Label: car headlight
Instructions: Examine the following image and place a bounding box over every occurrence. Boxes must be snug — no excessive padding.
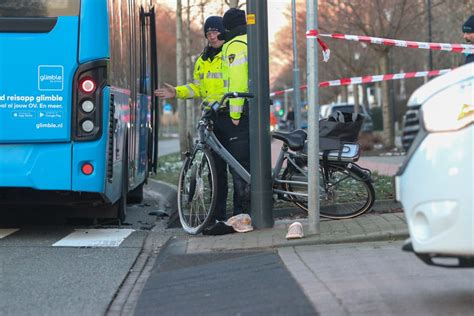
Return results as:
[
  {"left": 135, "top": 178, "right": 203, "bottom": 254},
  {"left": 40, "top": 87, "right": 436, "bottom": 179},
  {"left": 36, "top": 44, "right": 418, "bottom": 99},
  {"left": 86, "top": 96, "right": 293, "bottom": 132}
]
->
[{"left": 421, "top": 78, "right": 473, "bottom": 132}]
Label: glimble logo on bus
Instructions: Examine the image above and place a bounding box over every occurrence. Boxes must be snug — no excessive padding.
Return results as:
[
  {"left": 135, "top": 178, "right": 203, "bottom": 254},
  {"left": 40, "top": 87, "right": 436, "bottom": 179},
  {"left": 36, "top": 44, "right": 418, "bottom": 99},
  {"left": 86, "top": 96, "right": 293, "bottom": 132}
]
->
[
  {"left": 39, "top": 74, "right": 62, "bottom": 82},
  {"left": 38, "top": 65, "right": 64, "bottom": 91}
]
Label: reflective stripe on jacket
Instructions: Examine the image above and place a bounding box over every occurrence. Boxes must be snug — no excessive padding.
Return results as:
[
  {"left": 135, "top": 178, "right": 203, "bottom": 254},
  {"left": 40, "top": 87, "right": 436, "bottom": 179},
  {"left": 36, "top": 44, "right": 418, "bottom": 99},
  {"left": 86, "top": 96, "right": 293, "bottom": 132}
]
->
[
  {"left": 222, "top": 34, "right": 248, "bottom": 120},
  {"left": 175, "top": 50, "right": 224, "bottom": 103}
]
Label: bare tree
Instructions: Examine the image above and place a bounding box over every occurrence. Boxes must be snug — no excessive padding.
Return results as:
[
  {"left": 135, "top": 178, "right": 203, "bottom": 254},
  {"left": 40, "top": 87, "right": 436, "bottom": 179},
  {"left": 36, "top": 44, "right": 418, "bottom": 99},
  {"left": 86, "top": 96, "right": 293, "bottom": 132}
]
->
[
  {"left": 321, "top": 0, "right": 430, "bottom": 147},
  {"left": 185, "top": 0, "right": 194, "bottom": 137},
  {"left": 224, "top": 0, "right": 246, "bottom": 9}
]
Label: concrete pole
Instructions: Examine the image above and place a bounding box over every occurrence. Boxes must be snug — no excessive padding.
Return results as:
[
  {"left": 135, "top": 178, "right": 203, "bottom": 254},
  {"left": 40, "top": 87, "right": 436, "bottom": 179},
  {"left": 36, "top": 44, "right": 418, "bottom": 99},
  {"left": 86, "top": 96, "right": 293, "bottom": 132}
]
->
[
  {"left": 306, "top": 0, "right": 320, "bottom": 235},
  {"left": 247, "top": 0, "right": 274, "bottom": 228},
  {"left": 291, "top": 0, "right": 302, "bottom": 129}
]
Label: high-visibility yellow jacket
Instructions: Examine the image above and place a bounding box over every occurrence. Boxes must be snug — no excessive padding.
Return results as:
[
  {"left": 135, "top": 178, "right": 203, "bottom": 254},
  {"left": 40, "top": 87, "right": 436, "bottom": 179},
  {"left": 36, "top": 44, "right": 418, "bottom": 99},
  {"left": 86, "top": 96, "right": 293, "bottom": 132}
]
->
[
  {"left": 222, "top": 34, "right": 248, "bottom": 120},
  {"left": 175, "top": 49, "right": 224, "bottom": 103}
]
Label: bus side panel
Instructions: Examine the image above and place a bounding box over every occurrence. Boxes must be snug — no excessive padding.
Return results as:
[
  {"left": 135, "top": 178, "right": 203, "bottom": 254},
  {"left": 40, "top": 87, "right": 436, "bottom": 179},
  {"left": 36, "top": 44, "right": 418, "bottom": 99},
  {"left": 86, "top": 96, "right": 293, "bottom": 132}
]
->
[
  {"left": 71, "top": 88, "right": 110, "bottom": 195},
  {"left": 103, "top": 88, "right": 129, "bottom": 204},
  {"left": 0, "top": 144, "right": 71, "bottom": 190},
  {"left": 78, "top": 0, "right": 109, "bottom": 63}
]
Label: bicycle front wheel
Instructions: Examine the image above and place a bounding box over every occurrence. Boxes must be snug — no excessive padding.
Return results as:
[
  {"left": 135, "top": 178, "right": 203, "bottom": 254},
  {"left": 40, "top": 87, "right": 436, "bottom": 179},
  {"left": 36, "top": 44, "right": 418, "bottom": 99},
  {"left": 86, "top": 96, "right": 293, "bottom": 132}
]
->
[
  {"left": 283, "top": 162, "right": 375, "bottom": 219},
  {"left": 177, "top": 147, "right": 218, "bottom": 234}
]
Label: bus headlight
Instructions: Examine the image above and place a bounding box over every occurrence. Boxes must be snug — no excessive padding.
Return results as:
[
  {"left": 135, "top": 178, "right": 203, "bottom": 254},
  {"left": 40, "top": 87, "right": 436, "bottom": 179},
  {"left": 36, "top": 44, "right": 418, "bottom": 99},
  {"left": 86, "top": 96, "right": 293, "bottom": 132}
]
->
[
  {"left": 81, "top": 120, "right": 95, "bottom": 133},
  {"left": 81, "top": 100, "right": 94, "bottom": 113}
]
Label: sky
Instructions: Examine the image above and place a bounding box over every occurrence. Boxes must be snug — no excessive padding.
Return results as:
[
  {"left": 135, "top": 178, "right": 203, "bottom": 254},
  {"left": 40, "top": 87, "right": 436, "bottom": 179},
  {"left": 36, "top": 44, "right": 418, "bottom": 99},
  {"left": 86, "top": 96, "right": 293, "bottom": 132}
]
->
[{"left": 159, "top": 0, "right": 292, "bottom": 43}]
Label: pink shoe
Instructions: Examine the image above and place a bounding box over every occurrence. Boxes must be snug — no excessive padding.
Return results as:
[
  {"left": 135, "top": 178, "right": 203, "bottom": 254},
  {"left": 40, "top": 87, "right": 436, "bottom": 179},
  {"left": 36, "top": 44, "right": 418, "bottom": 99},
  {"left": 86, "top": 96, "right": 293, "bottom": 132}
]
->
[
  {"left": 286, "top": 222, "right": 304, "bottom": 239},
  {"left": 226, "top": 214, "right": 253, "bottom": 233}
]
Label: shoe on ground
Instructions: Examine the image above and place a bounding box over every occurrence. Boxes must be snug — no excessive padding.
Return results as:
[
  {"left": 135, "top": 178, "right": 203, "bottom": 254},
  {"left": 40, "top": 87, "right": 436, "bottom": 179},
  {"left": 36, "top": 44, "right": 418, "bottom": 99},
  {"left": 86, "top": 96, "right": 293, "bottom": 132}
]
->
[
  {"left": 286, "top": 222, "right": 304, "bottom": 239},
  {"left": 226, "top": 214, "right": 253, "bottom": 233},
  {"left": 202, "top": 221, "right": 236, "bottom": 235}
]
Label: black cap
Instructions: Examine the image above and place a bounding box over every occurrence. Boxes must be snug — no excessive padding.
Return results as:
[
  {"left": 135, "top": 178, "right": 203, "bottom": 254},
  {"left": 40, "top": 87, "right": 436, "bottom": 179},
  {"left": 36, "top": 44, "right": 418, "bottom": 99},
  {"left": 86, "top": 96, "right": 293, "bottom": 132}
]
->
[
  {"left": 222, "top": 8, "right": 246, "bottom": 31},
  {"left": 463, "top": 15, "right": 474, "bottom": 33},
  {"left": 204, "top": 16, "right": 224, "bottom": 37}
]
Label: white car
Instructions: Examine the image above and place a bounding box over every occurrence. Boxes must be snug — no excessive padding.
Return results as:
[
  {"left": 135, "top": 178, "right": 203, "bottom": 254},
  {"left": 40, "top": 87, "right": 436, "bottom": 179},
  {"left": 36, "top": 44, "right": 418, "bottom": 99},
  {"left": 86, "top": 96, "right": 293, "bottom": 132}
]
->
[{"left": 395, "top": 63, "right": 474, "bottom": 268}]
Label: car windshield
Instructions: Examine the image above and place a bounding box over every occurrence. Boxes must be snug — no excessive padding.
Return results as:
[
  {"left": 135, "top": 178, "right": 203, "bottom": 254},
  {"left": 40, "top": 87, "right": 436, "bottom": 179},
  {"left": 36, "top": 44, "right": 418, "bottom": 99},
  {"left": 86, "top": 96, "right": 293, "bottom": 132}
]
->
[{"left": 334, "top": 105, "right": 357, "bottom": 113}]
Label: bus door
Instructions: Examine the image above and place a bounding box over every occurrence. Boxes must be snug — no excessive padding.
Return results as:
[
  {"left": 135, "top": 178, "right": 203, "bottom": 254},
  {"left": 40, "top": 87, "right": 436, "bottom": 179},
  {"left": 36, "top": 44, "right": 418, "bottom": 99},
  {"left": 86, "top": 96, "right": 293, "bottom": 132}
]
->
[
  {"left": 145, "top": 6, "right": 160, "bottom": 174},
  {"left": 137, "top": 5, "right": 157, "bottom": 179},
  {"left": 128, "top": 0, "right": 139, "bottom": 187}
]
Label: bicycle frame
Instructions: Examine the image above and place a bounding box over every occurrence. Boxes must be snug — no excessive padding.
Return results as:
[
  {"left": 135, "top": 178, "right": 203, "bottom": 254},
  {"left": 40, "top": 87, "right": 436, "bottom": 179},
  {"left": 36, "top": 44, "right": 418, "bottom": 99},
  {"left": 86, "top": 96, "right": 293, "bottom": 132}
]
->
[
  {"left": 191, "top": 92, "right": 367, "bottom": 204},
  {"left": 272, "top": 144, "right": 311, "bottom": 198},
  {"left": 195, "top": 119, "right": 251, "bottom": 184},
  {"left": 194, "top": 118, "right": 312, "bottom": 199},
  {"left": 179, "top": 92, "right": 375, "bottom": 230}
]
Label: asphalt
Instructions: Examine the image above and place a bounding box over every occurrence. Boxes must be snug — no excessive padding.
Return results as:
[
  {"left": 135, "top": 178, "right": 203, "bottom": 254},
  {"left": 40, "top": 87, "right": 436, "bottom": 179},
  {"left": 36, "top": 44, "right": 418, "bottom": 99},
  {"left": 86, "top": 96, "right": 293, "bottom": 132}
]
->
[{"left": 125, "top": 148, "right": 409, "bottom": 315}]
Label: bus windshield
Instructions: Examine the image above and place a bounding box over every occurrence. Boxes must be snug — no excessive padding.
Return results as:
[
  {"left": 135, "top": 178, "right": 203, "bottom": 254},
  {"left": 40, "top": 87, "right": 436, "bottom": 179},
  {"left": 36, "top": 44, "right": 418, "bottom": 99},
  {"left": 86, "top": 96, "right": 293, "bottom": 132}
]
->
[{"left": 0, "top": 0, "right": 80, "bottom": 17}]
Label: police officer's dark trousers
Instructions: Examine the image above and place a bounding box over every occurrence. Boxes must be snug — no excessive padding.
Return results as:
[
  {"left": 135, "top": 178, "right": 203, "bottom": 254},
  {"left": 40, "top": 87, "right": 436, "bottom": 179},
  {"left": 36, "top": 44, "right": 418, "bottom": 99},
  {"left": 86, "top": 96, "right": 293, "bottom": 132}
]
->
[{"left": 211, "top": 111, "right": 250, "bottom": 221}]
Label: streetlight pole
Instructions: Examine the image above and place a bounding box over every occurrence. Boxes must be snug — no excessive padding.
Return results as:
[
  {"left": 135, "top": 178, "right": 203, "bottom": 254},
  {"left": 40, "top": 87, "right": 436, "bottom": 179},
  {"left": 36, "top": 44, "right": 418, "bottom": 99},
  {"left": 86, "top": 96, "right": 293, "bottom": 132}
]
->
[
  {"left": 306, "top": 0, "right": 320, "bottom": 235},
  {"left": 291, "top": 0, "right": 301, "bottom": 130},
  {"left": 247, "top": 0, "right": 274, "bottom": 228}
]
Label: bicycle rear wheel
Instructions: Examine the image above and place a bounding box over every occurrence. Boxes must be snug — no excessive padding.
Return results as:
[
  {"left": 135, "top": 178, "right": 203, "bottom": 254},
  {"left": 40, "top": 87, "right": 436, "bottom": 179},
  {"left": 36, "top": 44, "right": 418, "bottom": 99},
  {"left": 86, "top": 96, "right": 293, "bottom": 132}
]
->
[
  {"left": 283, "top": 162, "right": 375, "bottom": 219},
  {"left": 177, "top": 147, "right": 218, "bottom": 234}
]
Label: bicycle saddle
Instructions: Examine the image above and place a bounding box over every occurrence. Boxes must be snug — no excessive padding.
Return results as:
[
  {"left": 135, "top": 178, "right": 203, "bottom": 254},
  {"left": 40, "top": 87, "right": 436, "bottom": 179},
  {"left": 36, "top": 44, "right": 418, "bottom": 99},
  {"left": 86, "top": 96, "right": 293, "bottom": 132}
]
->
[{"left": 272, "top": 129, "right": 307, "bottom": 151}]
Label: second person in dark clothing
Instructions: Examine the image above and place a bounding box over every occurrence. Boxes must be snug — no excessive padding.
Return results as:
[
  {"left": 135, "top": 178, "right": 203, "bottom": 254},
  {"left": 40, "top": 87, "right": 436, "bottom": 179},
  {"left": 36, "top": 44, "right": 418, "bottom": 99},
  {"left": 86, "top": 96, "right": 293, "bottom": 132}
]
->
[
  {"left": 217, "top": 8, "right": 251, "bottom": 219},
  {"left": 462, "top": 15, "right": 474, "bottom": 64}
]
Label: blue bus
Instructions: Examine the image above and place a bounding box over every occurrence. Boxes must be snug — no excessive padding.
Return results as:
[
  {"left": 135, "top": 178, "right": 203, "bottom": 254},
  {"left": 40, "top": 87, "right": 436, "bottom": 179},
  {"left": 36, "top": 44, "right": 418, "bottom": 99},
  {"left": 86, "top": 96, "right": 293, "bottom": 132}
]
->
[{"left": 0, "top": 0, "right": 160, "bottom": 222}]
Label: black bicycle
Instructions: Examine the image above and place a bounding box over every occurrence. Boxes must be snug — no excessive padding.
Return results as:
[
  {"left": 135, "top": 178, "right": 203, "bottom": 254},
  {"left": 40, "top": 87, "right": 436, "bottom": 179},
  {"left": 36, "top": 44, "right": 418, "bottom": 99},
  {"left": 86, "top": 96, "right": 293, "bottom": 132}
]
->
[{"left": 177, "top": 92, "right": 375, "bottom": 234}]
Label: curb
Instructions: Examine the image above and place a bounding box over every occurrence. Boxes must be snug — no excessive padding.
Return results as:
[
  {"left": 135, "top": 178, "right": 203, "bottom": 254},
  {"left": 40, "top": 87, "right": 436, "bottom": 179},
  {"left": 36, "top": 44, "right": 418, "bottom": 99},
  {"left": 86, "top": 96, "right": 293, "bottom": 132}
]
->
[
  {"left": 147, "top": 179, "right": 179, "bottom": 228},
  {"left": 106, "top": 222, "right": 172, "bottom": 315},
  {"left": 147, "top": 179, "right": 177, "bottom": 213},
  {"left": 180, "top": 230, "right": 409, "bottom": 254},
  {"left": 273, "top": 230, "right": 409, "bottom": 249}
]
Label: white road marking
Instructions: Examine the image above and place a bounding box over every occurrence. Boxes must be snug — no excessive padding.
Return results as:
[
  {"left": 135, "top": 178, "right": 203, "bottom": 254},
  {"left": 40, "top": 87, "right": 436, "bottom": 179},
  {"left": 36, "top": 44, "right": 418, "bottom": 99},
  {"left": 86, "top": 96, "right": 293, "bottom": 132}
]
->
[
  {"left": 52, "top": 229, "right": 135, "bottom": 248},
  {"left": 0, "top": 228, "right": 19, "bottom": 239}
]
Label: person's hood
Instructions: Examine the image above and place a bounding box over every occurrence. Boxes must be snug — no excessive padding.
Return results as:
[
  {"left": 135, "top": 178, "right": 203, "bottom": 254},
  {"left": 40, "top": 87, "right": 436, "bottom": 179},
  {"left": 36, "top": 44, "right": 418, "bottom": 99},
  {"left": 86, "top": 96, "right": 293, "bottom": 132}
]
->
[{"left": 217, "top": 25, "right": 247, "bottom": 42}]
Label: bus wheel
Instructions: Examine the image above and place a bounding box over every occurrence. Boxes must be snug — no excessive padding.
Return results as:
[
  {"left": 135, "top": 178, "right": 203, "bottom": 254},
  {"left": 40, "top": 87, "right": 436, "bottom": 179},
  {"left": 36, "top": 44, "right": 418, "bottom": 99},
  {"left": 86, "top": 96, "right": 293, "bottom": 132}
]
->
[{"left": 127, "top": 182, "right": 144, "bottom": 204}]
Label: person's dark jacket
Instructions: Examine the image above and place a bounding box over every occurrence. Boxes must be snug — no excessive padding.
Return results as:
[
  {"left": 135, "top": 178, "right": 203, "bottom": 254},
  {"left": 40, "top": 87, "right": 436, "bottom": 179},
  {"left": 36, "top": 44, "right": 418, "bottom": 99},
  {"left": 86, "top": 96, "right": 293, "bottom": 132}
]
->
[{"left": 465, "top": 53, "right": 474, "bottom": 64}]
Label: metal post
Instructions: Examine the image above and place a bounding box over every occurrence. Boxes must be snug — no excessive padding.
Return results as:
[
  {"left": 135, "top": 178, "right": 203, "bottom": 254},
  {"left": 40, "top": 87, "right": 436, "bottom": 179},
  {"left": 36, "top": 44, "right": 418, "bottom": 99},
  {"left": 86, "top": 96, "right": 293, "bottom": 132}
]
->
[
  {"left": 306, "top": 0, "right": 320, "bottom": 234},
  {"left": 291, "top": 0, "right": 301, "bottom": 129},
  {"left": 427, "top": 0, "right": 433, "bottom": 70},
  {"left": 247, "top": 0, "right": 274, "bottom": 228},
  {"left": 388, "top": 50, "right": 396, "bottom": 143}
]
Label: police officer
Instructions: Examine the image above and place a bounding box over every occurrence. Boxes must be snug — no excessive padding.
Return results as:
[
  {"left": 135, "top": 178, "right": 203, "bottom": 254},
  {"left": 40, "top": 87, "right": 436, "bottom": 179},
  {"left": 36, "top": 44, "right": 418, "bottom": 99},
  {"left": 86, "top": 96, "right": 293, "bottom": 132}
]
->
[
  {"left": 218, "top": 8, "right": 250, "bottom": 218},
  {"left": 155, "top": 16, "right": 224, "bottom": 103},
  {"left": 155, "top": 16, "right": 245, "bottom": 225},
  {"left": 462, "top": 15, "right": 474, "bottom": 64}
]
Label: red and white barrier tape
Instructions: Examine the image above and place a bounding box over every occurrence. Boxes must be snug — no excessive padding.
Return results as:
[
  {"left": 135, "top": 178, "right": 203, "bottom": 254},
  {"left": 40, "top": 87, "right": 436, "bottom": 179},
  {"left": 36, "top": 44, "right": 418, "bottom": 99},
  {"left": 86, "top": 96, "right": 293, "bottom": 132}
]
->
[
  {"left": 306, "top": 29, "right": 331, "bottom": 62},
  {"left": 270, "top": 68, "right": 451, "bottom": 97},
  {"left": 319, "top": 33, "right": 474, "bottom": 54}
]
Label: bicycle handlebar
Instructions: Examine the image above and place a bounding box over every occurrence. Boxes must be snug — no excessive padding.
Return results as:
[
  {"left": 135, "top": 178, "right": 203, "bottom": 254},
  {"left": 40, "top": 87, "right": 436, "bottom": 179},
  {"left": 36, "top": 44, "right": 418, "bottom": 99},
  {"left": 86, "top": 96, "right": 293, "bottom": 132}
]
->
[
  {"left": 220, "top": 92, "right": 254, "bottom": 104},
  {"left": 200, "top": 92, "right": 255, "bottom": 124}
]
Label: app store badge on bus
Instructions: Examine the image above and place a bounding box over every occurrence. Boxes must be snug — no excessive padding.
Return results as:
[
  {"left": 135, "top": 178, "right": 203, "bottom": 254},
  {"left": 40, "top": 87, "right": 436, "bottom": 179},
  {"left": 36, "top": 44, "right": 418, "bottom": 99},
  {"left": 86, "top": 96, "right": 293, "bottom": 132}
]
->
[{"left": 38, "top": 65, "right": 64, "bottom": 91}]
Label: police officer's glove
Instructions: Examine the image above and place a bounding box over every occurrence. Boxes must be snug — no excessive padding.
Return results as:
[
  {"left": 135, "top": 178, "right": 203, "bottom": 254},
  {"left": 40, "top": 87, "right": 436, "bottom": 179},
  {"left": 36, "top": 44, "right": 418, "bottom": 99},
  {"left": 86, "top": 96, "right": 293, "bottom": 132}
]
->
[{"left": 202, "top": 108, "right": 216, "bottom": 122}]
